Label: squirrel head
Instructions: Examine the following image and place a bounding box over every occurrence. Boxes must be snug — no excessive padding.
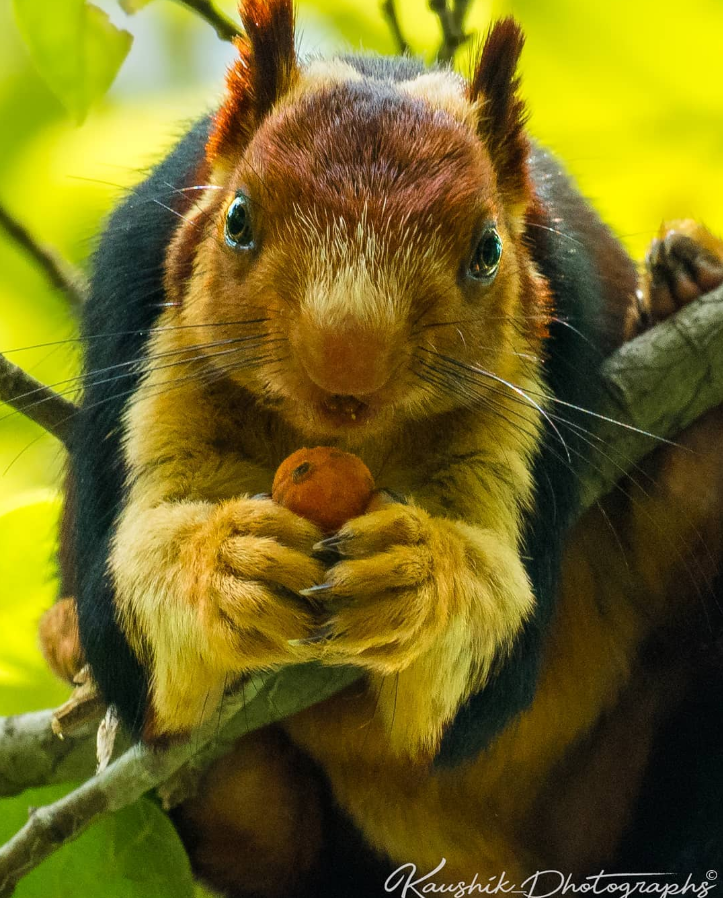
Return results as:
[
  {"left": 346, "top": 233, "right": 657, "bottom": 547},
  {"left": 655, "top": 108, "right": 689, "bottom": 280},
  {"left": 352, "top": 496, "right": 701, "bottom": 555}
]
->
[{"left": 165, "top": 0, "right": 551, "bottom": 443}]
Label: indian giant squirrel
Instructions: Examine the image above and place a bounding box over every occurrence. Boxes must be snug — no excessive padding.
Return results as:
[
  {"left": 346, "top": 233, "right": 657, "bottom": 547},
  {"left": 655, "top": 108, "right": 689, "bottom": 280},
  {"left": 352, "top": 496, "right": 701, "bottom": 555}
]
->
[{"left": 40, "top": 0, "right": 723, "bottom": 893}]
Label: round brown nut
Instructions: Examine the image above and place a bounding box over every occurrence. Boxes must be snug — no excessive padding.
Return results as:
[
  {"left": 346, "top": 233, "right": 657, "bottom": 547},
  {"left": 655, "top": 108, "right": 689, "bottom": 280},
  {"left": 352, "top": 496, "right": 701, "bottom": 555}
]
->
[{"left": 272, "top": 447, "right": 375, "bottom": 533}]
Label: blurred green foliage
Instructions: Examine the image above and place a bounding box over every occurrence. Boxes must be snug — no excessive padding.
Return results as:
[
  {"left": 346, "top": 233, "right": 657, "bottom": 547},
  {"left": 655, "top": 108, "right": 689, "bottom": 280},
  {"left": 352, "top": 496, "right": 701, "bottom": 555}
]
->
[
  {"left": 13, "top": 0, "right": 133, "bottom": 122},
  {"left": 0, "top": 787, "right": 198, "bottom": 898},
  {"left": 0, "top": 0, "right": 721, "bottom": 894}
]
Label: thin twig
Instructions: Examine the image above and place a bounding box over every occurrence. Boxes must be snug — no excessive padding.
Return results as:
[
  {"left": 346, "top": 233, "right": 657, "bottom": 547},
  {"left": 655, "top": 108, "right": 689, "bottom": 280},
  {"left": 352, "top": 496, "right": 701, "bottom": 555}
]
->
[
  {"left": 452, "top": 0, "right": 473, "bottom": 31},
  {"left": 0, "top": 204, "right": 87, "bottom": 312},
  {"left": 0, "top": 666, "right": 359, "bottom": 894},
  {"left": 175, "top": 0, "right": 241, "bottom": 42},
  {"left": 380, "top": 0, "right": 411, "bottom": 55},
  {"left": 0, "top": 353, "right": 78, "bottom": 447},
  {"left": 431, "top": 0, "right": 473, "bottom": 63},
  {"left": 0, "top": 693, "right": 247, "bottom": 897}
]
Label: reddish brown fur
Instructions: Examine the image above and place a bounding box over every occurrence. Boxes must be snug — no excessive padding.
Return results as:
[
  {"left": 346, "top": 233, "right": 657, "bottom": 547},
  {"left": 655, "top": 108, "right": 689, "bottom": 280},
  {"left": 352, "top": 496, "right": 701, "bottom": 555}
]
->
[
  {"left": 468, "top": 19, "right": 529, "bottom": 206},
  {"left": 183, "top": 73, "right": 549, "bottom": 443},
  {"left": 207, "top": 0, "right": 297, "bottom": 164},
  {"left": 174, "top": 728, "right": 326, "bottom": 898},
  {"left": 206, "top": 35, "right": 256, "bottom": 163},
  {"left": 249, "top": 82, "right": 503, "bottom": 241}
]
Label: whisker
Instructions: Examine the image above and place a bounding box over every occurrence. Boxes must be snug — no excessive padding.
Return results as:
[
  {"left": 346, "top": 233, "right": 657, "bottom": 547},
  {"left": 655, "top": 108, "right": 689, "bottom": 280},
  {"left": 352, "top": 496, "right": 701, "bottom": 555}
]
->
[
  {"left": 420, "top": 346, "right": 679, "bottom": 449},
  {"left": 0, "top": 334, "right": 286, "bottom": 430},
  {"left": 524, "top": 220, "right": 584, "bottom": 247},
  {"left": 1, "top": 311, "right": 284, "bottom": 356},
  {"left": 414, "top": 354, "right": 718, "bottom": 610},
  {"left": 420, "top": 348, "right": 571, "bottom": 463},
  {"left": 0, "top": 328, "right": 278, "bottom": 413}
]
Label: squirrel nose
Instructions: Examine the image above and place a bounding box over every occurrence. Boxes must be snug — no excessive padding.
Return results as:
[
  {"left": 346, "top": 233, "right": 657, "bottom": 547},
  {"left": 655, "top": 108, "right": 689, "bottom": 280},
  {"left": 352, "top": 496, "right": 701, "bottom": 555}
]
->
[{"left": 297, "top": 328, "right": 392, "bottom": 396}]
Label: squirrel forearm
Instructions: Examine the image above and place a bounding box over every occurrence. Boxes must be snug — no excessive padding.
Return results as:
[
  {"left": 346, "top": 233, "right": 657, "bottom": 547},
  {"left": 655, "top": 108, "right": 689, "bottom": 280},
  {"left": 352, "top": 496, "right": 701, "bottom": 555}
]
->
[{"left": 109, "top": 495, "right": 324, "bottom": 738}]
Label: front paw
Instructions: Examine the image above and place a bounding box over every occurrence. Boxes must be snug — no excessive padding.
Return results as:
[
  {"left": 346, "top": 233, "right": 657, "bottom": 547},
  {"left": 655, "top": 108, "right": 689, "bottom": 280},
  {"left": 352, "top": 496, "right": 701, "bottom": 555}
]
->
[
  {"left": 301, "top": 501, "right": 461, "bottom": 671},
  {"left": 194, "top": 497, "right": 327, "bottom": 666}
]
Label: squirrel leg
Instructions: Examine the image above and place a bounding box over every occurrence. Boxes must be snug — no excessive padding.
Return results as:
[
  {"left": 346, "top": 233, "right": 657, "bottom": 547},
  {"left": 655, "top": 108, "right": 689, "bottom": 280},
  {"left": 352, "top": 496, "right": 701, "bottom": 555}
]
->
[
  {"left": 297, "top": 499, "right": 534, "bottom": 759},
  {"left": 109, "top": 496, "right": 326, "bottom": 740},
  {"left": 174, "top": 727, "right": 327, "bottom": 898}
]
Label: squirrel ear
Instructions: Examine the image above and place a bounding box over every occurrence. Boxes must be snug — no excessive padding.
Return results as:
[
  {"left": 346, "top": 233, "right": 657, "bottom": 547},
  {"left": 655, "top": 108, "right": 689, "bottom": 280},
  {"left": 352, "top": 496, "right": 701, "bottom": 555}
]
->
[
  {"left": 207, "top": 0, "right": 298, "bottom": 165},
  {"left": 468, "top": 18, "right": 529, "bottom": 204}
]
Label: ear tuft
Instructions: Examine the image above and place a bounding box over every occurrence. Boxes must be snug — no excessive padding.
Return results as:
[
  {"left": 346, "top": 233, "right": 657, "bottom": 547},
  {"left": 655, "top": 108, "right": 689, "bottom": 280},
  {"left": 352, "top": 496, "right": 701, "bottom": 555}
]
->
[
  {"left": 207, "top": 0, "right": 297, "bottom": 165},
  {"left": 468, "top": 18, "right": 529, "bottom": 203},
  {"left": 239, "top": 0, "right": 297, "bottom": 114}
]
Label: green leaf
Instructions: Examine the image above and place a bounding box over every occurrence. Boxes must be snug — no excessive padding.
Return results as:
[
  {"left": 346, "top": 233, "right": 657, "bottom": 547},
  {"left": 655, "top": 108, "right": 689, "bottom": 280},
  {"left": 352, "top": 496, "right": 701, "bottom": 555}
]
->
[
  {"left": 119, "top": 0, "right": 155, "bottom": 12},
  {"left": 12, "top": 0, "right": 133, "bottom": 122},
  {"left": 0, "top": 787, "right": 196, "bottom": 898}
]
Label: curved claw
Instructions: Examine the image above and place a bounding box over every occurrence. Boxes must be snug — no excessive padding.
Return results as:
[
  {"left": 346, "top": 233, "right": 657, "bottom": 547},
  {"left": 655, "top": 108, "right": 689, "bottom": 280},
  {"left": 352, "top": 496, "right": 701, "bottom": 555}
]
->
[
  {"left": 288, "top": 622, "right": 335, "bottom": 646},
  {"left": 299, "top": 582, "right": 334, "bottom": 597}
]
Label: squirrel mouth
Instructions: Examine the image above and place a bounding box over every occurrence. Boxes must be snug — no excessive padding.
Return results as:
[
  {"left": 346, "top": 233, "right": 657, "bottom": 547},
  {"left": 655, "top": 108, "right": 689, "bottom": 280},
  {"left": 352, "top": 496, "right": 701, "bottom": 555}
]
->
[{"left": 318, "top": 394, "right": 371, "bottom": 427}]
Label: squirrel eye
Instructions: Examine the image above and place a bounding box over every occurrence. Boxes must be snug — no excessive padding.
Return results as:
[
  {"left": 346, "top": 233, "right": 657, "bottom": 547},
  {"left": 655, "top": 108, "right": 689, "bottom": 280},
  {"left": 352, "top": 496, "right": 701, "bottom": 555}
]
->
[
  {"left": 225, "top": 193, "right": 254, "bottom": 250},
  {"left": 468, "top": 227, "right": 502, "bottom": 281}
]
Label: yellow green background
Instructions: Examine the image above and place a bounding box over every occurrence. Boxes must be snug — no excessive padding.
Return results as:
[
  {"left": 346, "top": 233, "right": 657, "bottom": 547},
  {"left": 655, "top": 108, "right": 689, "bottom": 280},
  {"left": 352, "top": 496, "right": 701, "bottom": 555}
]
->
[{"left": 0, "top": 0, "right": 721, "bottom": 893}]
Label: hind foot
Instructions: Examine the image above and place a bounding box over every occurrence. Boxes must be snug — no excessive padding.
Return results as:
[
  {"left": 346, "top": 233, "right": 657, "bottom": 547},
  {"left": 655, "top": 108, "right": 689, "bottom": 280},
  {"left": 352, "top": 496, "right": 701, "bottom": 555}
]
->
[{"left": 637, "top": 220, "right": 723, "bottom": 330}]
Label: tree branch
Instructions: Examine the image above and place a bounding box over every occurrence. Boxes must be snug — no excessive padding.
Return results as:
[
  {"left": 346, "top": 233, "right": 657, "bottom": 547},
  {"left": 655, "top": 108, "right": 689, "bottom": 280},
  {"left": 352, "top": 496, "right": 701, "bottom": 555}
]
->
[
  {"left": 175, "top": 0, "right": 241, "bottom": 42},
  {"left": 0, "top": 688, "right": 253, "bottom": 896},
  {"left": 0, "top": 666, "right": 359, "bottom": 894},
  {"left": 380, "top": 0, "right": 411, "bottom": 55},
  {"left": 579, "top": 285, "right": 723, "bottom": 510},
  {"left": 0, "top": 204, "right": 87, "bottom": 312},
  {"left": 430, "top": 0, "right": 472, "bottom": 63},
  {"left": 0, "top": 710, "right": 97, "bottom": 800},
  {"left": 0, "top": 353, "right": 78, "bottom": 447}
]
